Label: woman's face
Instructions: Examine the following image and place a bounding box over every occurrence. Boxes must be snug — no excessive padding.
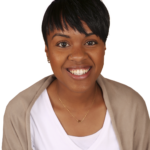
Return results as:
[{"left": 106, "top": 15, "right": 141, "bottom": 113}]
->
[{"left": 45, "top": 21, "right": 106, "bottom": 93}]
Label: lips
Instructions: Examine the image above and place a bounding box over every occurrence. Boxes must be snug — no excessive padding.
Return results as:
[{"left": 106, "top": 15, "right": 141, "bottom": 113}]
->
[
  {"left": 66, "top": 66, "right": 92, "bottom": 72},
  {"left": 66, "top": 67, "right": 92, "bottom": 80}
]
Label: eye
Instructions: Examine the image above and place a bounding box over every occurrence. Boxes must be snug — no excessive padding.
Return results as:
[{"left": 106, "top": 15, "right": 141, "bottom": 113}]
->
[
  {"left": 87, "top": 41, "right": 98, "bottom": 45},
  {"left": 56, "top": 41, "right": 98, "bottom": 48},
  {"left": 57, "top": 42, "right": 69, "bottom": 48}
]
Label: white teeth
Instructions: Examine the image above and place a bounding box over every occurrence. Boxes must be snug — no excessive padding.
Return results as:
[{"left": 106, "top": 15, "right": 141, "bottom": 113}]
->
[{"left": 69, "top": 68, "right": 90, "bottom": 75}]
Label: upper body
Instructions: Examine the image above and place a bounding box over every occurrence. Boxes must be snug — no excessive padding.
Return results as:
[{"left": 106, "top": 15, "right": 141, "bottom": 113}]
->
[{"left": 2, "top": 74, "right": 150, "bottom": 150}]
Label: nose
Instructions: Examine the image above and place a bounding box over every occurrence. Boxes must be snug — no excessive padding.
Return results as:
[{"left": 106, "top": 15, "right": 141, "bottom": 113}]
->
[{"left": 69, "top": 49, "right": 88, "bottom": 61}]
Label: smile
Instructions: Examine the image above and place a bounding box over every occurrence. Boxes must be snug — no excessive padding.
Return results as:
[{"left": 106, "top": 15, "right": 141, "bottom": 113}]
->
[
  {"left": 66, "top": 66, "right": 92, "bottom": 80},
  {"left": 67, "top": 67, "right": 91, "bottom": 75}
]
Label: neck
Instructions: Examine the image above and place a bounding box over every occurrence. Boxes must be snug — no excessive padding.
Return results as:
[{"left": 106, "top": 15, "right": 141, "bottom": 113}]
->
[{"left": 55, "top": 79, "right": 100, "bottom": 111}]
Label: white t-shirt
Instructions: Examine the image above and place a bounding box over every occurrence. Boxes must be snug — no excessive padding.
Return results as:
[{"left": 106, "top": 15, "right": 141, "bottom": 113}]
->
[{"left": 30, "top": 89, "right": 120, "bottom": 150}]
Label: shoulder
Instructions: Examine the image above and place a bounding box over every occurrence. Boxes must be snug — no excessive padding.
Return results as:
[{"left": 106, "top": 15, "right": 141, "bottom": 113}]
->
[
  {"left": 4, "top": 75, "right": 52, "bottom": 118},
  {"left": 99, "top": 75, "right": 149, "bottom": 116}
]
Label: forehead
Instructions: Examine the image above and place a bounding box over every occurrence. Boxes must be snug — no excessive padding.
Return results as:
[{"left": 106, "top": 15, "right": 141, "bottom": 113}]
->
[{"left": 48, "top": 20, "right": 92, "bottom": 37}]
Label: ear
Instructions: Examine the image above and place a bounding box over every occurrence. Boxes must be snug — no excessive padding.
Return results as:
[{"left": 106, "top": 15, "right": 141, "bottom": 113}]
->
[
  {"left": 104, "top": 45, "right": 106, "bottom": 55},
  {"left": 104, "top": 45, "right": 107, "bottom": 56},
  {"left": 104, "top": 45, "right": 107, "bottom": 51},
  {"left": 45, "top": 45, "right": 49, "bottom": 57}
]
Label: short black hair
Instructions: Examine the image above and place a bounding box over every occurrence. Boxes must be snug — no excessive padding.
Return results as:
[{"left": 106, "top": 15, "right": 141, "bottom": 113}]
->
[{"left": 42, "top": 0, "right": 110, "bottom": 46}]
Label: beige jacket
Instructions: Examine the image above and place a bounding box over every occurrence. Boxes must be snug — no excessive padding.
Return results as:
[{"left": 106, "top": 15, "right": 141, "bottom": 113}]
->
[{"left": 2, "top": 74, "right": 150, "bottom": 150}]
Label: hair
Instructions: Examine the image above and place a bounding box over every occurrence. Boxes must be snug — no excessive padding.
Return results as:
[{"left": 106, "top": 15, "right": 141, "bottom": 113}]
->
[{"left": 42, "top": 0, "right": 110, "bottom": 46}]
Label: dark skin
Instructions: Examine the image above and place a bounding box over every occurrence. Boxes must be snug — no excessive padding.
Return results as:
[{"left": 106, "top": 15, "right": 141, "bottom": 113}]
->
[{"left": 45, "top": 21, "right": 107, "bottom": 137}]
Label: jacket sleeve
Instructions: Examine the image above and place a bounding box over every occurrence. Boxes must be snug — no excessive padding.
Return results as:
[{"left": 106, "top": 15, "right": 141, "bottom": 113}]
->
[
  {"left": 2, "top": 133, "right": 10, "bottom": 150},
  {"left": 2, "top": 107, "right": 23, "bottom": 150},
  {"left": 133, "top": 97, "right": 150, "bottom": 150}
]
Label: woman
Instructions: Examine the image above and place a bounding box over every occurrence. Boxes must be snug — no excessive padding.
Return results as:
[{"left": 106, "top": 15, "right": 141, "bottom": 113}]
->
[{"left": 2, "top": 0, "right": 150, "bottom": 150}]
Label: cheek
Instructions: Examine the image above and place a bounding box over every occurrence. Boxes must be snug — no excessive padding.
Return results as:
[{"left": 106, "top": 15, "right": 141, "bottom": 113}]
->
[
  {"left": 93, "top": 51, "right": 105, "bottom": 76},
  {"left": 50, "top": 53, "right": 62, "bottom": 64},
  {"left": 49, "top": 51, "right": 66, "bottom": 73},
  {"left": 90, "top": 49, "right": 105, "bottom": 72}
]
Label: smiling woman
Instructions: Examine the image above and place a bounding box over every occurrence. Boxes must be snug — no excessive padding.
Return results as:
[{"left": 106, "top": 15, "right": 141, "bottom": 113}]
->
[
  {"left": 2, "top": 0, "right": 150, "bottom": 150},
  {"left": 43, "top": 2, "right": 108, "bottom": 144}
]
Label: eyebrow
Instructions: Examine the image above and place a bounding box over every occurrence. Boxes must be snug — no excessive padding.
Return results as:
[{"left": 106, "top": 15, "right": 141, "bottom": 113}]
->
[{"left": 52, "top": 33, "right": 94, "bottom": 40}]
